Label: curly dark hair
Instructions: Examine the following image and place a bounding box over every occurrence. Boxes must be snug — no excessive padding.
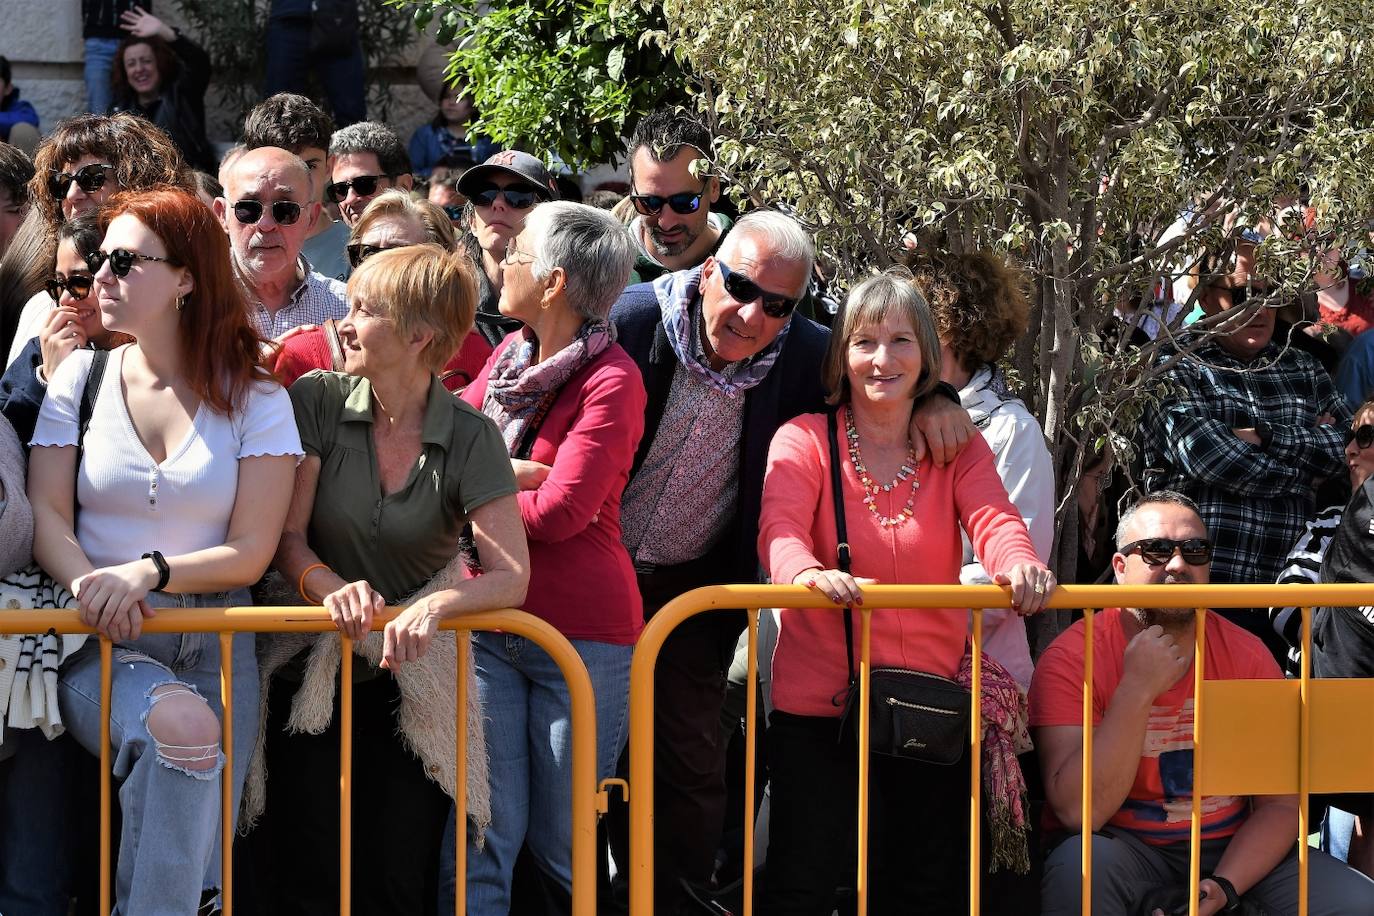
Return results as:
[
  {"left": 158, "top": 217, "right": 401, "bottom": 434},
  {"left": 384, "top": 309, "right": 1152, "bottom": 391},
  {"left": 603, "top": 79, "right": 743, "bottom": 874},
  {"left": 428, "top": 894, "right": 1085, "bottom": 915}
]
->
[
  {"left": 110, "top": 35, "right": 181, "bottom": 106},
  {"left": 243, "top": 93, "right": 335, "bottom": 155},
  {"left": 903, "top": 248, "right": 1031, "bottom": 371}
]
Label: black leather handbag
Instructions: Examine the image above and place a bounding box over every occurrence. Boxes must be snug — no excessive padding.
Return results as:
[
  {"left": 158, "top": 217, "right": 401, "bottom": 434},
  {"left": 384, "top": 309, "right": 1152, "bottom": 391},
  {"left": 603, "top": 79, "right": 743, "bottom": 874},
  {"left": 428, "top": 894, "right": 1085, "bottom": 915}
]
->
[{"left": 826, "top": 410, "right": 972, "bottom": 765}]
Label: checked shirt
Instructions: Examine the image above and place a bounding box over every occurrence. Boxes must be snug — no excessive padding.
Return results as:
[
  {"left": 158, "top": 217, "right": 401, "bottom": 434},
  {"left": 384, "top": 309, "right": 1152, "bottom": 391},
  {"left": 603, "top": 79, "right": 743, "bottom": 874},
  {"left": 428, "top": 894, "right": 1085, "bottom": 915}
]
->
[{"left": 1142, "top": 338, "right": 1349, "bottom": 590}]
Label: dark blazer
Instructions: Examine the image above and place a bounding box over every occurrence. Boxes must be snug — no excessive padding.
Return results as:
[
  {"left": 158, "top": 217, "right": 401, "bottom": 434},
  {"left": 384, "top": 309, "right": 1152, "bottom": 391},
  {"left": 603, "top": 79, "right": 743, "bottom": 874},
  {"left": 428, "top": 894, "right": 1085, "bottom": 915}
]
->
[
  {"left": 611, "top": 280, "right": 831, "bottom": 590},
  {"left": 0, "top": 337, "right": 47, "bottom": 449}
]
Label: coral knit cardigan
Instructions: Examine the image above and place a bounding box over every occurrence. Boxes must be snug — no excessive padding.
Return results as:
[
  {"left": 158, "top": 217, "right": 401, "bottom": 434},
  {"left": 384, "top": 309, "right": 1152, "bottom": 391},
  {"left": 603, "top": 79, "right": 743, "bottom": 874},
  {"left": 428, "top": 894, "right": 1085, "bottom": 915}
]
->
[{"left": 760, "top": 408, "right": 1045, "bottom": 718}]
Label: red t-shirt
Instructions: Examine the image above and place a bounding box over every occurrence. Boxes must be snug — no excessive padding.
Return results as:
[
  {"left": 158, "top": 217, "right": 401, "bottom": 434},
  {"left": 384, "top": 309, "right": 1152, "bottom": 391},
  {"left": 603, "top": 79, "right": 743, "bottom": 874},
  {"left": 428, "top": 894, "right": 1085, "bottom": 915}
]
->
[{"left": 1028, "top": 608, "right": 1282, "bottom": 845}]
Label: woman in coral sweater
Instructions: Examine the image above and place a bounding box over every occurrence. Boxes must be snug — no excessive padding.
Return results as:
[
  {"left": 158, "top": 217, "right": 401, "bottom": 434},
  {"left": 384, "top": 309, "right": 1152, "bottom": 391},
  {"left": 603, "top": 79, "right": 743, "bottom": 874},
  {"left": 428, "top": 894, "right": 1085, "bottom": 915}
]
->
[{"left": 758, "top": 268, "right": 1055, "bottom": 916}]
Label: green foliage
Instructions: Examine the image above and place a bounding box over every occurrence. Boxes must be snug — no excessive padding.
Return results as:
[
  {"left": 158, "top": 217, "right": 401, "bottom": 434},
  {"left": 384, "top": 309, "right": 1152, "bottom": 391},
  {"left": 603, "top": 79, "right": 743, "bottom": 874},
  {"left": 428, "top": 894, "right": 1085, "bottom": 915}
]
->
[
  {"left": 387, "top": 0, "right": 689, "bottom": 169},
  {"left": 171, "top": 0, "right": 416, "bottom": 132}
]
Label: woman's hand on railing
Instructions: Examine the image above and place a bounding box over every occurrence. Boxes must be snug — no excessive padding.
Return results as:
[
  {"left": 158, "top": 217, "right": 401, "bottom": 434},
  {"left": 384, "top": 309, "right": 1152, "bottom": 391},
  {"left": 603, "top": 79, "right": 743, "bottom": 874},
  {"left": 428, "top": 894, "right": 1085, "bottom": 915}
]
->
[
  {"left": 73, "top": 561, "right": 158, "bottom": 642},
  {"left": 793, "top": 568, "right": 876, "bottom": 607},
  {"left": 380, "top": 597, "right": 442, "bottom": 670},
  {"left": 993, "top": 564, "right": 1057, "bottom": 616},
  {"left": 323, "top": 580, "right": 385, "bottom": 640}
]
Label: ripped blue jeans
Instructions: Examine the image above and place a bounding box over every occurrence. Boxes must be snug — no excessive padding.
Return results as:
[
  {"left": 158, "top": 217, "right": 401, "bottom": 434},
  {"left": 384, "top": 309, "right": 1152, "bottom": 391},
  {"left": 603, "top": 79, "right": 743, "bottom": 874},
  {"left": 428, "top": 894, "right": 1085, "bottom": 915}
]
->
[{"left": 57, "top": 589, "right": 257, "bottom": 916}]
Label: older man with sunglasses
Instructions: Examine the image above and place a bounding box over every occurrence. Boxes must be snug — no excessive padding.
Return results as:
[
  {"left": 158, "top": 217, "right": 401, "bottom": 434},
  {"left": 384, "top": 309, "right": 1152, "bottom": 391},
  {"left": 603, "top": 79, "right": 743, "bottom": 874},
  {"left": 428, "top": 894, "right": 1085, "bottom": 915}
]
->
[
  {"left": 213, "top": 146, "right": 346, "bottom": 339},
  {"left": 1032, "top": 490, "right": 1374, "bottom": 916},
  {"left": 606, "top": 208, "right": 976, "bottom": 912}
]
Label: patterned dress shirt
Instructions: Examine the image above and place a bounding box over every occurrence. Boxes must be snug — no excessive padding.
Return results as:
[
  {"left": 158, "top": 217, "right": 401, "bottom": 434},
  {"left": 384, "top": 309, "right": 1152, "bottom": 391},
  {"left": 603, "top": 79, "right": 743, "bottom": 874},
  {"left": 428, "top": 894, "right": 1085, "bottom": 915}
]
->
[{"left": 241, "top": 256, "right": 347, "bottom": 339}]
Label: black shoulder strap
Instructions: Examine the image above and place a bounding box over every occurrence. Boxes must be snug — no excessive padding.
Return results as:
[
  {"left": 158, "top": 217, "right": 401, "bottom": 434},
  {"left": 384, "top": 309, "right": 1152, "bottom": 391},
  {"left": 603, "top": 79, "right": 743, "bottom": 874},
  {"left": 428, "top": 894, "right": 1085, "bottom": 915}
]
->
[
  {"left": 827, "top": 408, "right": 856, "bottom": 688},
  {"left": 78, "top": 349, "right": 108, "bottom": 449}
]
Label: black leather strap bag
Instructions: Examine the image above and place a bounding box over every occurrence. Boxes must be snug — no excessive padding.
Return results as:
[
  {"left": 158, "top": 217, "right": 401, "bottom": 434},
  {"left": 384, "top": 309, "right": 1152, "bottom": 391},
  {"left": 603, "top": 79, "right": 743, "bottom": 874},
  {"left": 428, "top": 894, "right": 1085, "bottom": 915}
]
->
[{"left": 827, "top": 409, "right": 971, "bottom": 765}]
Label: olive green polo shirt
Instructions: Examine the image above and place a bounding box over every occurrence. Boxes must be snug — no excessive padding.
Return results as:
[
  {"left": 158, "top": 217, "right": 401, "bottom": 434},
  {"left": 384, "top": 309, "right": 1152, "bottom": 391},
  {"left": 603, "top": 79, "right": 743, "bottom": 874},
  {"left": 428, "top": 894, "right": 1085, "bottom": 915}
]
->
[{"left": 289, "top": 370, "right": 517, "bottom": 604}]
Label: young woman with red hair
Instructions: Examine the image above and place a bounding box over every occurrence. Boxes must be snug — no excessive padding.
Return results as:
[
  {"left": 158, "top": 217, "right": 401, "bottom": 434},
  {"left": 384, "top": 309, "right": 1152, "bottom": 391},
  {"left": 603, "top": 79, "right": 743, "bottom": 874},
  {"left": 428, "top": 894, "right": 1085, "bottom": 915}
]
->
[{"left": 27, "top": 187, "right": 301, "bottom": 915}]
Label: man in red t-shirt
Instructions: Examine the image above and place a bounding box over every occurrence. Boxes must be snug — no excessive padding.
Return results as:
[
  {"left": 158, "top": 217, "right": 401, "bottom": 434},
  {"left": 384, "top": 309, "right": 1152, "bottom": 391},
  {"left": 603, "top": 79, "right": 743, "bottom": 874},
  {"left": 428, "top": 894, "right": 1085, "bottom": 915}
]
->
[{"left": 1030, "top": 491, "right": 1374, "bottom": 915}]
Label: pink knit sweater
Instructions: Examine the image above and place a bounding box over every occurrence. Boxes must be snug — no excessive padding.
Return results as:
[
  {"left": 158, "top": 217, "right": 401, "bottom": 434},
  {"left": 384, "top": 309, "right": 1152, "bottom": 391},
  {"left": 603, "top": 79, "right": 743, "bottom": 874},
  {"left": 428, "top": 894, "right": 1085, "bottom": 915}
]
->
[{"left": 760, "top": 408, "right": 1045, "bottom": 717}]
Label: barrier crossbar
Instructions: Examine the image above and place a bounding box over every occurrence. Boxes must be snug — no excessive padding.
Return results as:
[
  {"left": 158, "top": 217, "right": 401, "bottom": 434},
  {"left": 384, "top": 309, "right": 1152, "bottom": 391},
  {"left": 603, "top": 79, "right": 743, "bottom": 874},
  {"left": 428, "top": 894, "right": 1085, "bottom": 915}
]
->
[
  {"left": 0, "top": 606, "right": 601, "bottom": 916},
  {"left": 626, "top": 583, "right": 1374, "bottom": 916}
]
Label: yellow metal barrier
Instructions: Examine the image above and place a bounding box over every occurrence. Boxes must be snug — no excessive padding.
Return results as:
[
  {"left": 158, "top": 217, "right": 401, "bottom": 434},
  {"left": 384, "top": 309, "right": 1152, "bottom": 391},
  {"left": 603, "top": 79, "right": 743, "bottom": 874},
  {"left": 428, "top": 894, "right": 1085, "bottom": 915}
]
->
[
  {"left": 626, "top": 583, "right": 1374, "bottom": 916},
  {"left": 0, "top": 606, "right": 601, "bottom": 916}
]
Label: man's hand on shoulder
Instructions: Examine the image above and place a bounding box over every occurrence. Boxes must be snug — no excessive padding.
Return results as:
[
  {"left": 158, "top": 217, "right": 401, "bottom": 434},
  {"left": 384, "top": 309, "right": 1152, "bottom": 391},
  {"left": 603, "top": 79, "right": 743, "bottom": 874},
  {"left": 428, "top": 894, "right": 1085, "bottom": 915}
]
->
[{"left": 910, "top": 391, "right": 974, "bottom": 467}]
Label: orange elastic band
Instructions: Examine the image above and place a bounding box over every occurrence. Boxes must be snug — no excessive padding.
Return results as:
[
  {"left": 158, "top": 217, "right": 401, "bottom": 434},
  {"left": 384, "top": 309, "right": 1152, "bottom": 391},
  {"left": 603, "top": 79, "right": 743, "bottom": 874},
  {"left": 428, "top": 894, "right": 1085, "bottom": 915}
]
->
[{"left": 298, "top": 563, "right": 330, "bottom": 604}]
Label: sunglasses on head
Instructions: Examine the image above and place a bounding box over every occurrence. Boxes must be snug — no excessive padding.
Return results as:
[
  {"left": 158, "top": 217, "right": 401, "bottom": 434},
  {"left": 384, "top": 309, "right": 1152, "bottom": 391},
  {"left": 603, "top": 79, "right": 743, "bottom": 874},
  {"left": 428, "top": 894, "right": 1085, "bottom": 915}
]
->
[
  {"left": 326, "top": 174, "right": 387, "bottom": 204},
  {"left": 86, "top": 248, "right": 177, "bottom": 278},
  {"left": 45, "top": 274, "right": 94, "bottom": 302},
  {"left": 1348, "top": 424, "right": 1374, "bottom": 450},
  {"left": 717, "top": 259, "right": 800, "bottom": 319},
  {"left": 1119, "top": 537, "right": 1214, "bottom": 567},
  {"left": 469, "top": 184, "right": 540, "bottom": 210},
  {"left": 630, "top": 190, "right": 704, "bottom": 217},
  {"left": 346, "top": 242, "right": 412, "bottom": 269},
  {"left": 232, "top": 199, "right": 303, "bottom": 226},
  {"left": 48, "top": 163, "right": 115, "bottom": 200}
]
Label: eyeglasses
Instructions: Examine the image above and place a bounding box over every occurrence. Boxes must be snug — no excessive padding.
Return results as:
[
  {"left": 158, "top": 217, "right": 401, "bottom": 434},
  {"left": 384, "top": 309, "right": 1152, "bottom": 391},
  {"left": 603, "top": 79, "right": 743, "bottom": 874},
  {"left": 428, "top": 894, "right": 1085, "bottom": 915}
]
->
[
  {"left": 326, "top": 174, "right": 388, "bottom": 204},
  {"left": 86, "top": 248, "right": 178, "bottom": 278},
  {"left": 629, "top": 190, "right": 704, "bottom": 217},
  {"left": 231, "top": 199, "right": 303, "bottom": 226},
  {"left": 1348, "top": 424, "right": 1374, "bottom": 450},
  {"left": 469, "top": 184, "right": 540, "bottom": 210},
  {"left": 45, "top": 274, "right": 95, "bottom": 302},
  {"left": 503, "top": 238, "right": 536, "bottom": 265},
  {"left": 48, "top": 164, "right": 116, "bottom": 200},
  {"left": 1119, "top": 537, "right": 1214, "bottom": 567},
  {"left": 717, "top": 259, "right": 801, "bottom": 319},
  {"left": 346, "top": 242, "right": 412, "bottom": 269}
]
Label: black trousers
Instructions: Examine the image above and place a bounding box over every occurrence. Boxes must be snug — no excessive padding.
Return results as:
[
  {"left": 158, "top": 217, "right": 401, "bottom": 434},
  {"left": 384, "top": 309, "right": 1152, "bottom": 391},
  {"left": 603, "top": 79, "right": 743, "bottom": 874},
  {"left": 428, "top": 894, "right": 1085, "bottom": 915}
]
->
[
  {"left": 236, "top": 672, "right": 450, "bottom": 916},
  {"left": 760, "top": 710, "right": 972, "bottom": 916}
]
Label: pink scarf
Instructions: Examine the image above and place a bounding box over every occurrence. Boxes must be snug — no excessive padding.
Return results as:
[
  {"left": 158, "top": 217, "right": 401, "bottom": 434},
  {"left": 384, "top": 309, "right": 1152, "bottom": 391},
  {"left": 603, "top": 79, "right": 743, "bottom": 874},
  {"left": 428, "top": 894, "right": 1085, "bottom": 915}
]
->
[{"left": 957, "top": 651, "right": 1031, "bottom": 874}]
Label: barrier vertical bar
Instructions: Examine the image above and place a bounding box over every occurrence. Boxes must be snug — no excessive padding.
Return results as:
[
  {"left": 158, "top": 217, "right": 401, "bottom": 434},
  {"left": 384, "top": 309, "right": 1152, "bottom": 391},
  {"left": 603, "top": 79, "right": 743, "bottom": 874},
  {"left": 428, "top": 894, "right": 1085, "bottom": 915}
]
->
[
  {"left": 970, "top": 610, "right": 982, "bottom": 915},
  {"left": 456, "top": 630, "right": 469, "bottom": 916},
  {"left": 743, "top": 608, "right": 760, "bottom": 916},
  {"left": 856, "top": 607, "right": 872, "bottom": 916},
  {"left": 219, "top": 632, "right": 234, "bottom": 916},
  {"left": 1189, "top": 609, "right": 1206, "bottom": 916},
  {"left": 340, "top": 635, "right": 353, "bottom": 916},
  {"left": 100, "top": 637, "right": 113, "bottom": 916},
  {"left": 1081, "top": 609, "right": 1093, "bottom": 916},
  {"left": 1299, "top": 607, "right": 1311, "bottom": 916}
]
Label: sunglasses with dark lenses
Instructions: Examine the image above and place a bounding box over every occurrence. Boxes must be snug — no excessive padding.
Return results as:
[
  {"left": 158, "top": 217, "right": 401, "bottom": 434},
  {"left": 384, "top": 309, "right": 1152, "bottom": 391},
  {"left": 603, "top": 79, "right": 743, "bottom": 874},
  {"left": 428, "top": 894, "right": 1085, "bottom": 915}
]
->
[
  {"left": 469, "top": 185, "right": 540, "bottom": 210},
  {"left": 1120, "top": 537, "right": 1214, "bottom": 567},
  {"left": 325, "top": 175, "right": 386, "bottom": 204},
  {"left": 1348, "top": 424, "right": 1374, "bottom": 450},
  {"left": 85, "top": 248, "right": 177, "bottom": 278},
  {"left": 346, "top": 242, "right": 413, "bottom": 269},
  {"left": 630, "top": 191, "right": 704, "bottom": 217},
  {"left": 48, "top": 164, "right": 115, "bottom": 200},
  {"left": 45, "top": 274, "right": 95, "bottom": 302},
  {"left": 232, "top": 199, "right": 303, "bottom": 226},
  {"left": 717, "top": 259, "right": 800, "bottom": 319},
  {"left": 442, "top": 204, "right": 464, "bottom": 222}
]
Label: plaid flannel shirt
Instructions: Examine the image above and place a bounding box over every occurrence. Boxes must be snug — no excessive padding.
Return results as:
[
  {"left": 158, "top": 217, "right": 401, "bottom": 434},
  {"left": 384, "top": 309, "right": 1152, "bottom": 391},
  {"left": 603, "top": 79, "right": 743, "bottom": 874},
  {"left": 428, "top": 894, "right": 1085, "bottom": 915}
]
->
[{"left": 1142, "top": 339, "right": 1350, "bottom": 587}]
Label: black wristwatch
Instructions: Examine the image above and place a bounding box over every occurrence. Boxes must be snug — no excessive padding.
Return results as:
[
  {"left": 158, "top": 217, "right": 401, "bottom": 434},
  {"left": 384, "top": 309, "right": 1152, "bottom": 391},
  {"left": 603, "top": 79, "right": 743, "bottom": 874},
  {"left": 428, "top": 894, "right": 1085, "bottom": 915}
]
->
[
  {"left": 142, "top": 550, "right": 171, "bottom": 592},
  {"left": 1205, "top": 874, "right": 1241, "bottom": 911}
]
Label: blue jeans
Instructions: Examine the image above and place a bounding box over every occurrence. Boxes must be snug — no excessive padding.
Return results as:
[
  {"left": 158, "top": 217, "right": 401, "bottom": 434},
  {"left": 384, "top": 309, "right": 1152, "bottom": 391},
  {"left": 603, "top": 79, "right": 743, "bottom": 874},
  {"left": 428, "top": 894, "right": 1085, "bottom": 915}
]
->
[
  {"left": 57, "top": 589, "right": 258, "bottom": 916},
  {"left": 84, "top": 37, "right": 122, "bottom": 114},
  {"left": 263, "top": 19, "right": 366, "bottom": 127},
  {"left": 450, "top": 632, "right": 631, "bottom": 914}
]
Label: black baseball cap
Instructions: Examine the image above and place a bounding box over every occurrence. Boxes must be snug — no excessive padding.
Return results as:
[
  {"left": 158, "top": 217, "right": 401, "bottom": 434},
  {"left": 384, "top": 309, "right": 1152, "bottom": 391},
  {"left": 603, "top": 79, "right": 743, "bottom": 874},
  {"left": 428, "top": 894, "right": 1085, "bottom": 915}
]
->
[{"left": 457, "top": 150, "right": 560, "bottom": 201}]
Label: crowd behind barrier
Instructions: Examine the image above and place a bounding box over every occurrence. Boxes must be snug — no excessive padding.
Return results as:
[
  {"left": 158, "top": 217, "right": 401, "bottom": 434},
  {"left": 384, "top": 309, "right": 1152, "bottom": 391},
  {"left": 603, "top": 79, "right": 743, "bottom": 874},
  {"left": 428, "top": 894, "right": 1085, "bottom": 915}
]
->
[{"left": 1, "top": 5, "right": 1374, "bottom": 915}]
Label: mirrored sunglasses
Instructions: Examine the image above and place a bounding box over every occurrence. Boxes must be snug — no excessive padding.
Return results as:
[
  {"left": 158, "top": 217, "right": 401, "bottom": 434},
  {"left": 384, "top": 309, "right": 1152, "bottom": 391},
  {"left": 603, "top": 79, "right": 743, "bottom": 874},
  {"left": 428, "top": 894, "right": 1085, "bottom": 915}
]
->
[{"left": 630, "top": 191, "right": 703, "bottom": 217}]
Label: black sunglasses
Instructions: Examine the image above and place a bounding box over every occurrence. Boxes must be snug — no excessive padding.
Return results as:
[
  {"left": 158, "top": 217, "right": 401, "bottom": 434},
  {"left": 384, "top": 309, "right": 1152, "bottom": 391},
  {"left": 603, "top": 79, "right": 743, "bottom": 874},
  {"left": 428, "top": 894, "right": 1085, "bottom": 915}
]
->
[
  {"left": 717, "top": 259, "right": 800, "bottom": 319},
  {"left": 48, "top": 163, "right": 115, "bottom": 200},
  {"left": 630, "top": 190, "right": 704, "bottom": 217},
  {"left": 470, "top": 184, "right": 540, "bottom": 210},
  {"left": 232, "top": 199, "right": 303, "bottom": 226},
  {"left": 326, "top": 174, "right": 387, "bottom": 204},
  {"left": 1119, "top": 537, "right": 1214, "bottom": 567},
  {"left": 1348, "top": 424, "right": 1374, "bottom": 450},
  {"left": 86, "top": 248, "right": 178, "bottom": 278},
  {"left": 442, "top": 204, "right": 464, "bottom": 222},
  {"left": 45, "top": 274, "right": 95, "bottom": 302},
  {"left": 346, "top": 242, "right": 412, "bottom": 269}
]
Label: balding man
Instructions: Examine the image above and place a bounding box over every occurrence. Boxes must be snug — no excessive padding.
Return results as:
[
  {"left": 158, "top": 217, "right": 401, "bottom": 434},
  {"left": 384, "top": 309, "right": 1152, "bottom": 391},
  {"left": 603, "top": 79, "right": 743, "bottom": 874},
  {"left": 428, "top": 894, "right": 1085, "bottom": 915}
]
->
[{"left": 213, "top": 146, "right": 346, "bottom": 339}]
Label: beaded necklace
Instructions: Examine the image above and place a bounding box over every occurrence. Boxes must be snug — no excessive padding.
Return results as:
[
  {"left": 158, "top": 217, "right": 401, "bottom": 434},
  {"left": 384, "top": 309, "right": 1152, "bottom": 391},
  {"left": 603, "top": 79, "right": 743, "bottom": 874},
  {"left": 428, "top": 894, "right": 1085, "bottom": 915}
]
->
[{"left": 844, "top": 408, "right": 919, "bottom": 528}]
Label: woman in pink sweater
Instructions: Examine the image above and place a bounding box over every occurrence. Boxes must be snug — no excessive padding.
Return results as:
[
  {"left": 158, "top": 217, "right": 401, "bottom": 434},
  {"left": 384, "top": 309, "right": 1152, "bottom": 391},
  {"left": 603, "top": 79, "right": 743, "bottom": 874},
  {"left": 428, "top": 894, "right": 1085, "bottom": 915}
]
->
[{"left": 758, "top": 268, "right": 1055, "bottom": 915}]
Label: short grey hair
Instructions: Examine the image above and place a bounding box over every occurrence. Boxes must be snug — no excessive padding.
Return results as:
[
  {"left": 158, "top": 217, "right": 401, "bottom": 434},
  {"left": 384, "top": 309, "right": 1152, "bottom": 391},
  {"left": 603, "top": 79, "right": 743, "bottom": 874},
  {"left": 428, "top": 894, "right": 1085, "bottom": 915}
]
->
[
  {"left": 526, "top": 201, "right": 637, "bottom": 321},
  {"left": 1115, "top": 490, "right": 1205, "bottom": 547},
  {"left": 718, "top": 209, "right": 815, "bottom": 297},
  {"left": 328, "top": 121, "right": 412, "bottom": 177}
]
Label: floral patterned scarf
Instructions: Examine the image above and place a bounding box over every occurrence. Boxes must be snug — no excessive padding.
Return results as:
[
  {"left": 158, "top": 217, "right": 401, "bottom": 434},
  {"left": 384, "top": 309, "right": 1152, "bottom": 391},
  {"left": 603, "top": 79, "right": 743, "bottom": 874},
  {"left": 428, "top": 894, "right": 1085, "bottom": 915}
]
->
[{"left": 958, "top": 650, "right": 1032, "bottom": 875}]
